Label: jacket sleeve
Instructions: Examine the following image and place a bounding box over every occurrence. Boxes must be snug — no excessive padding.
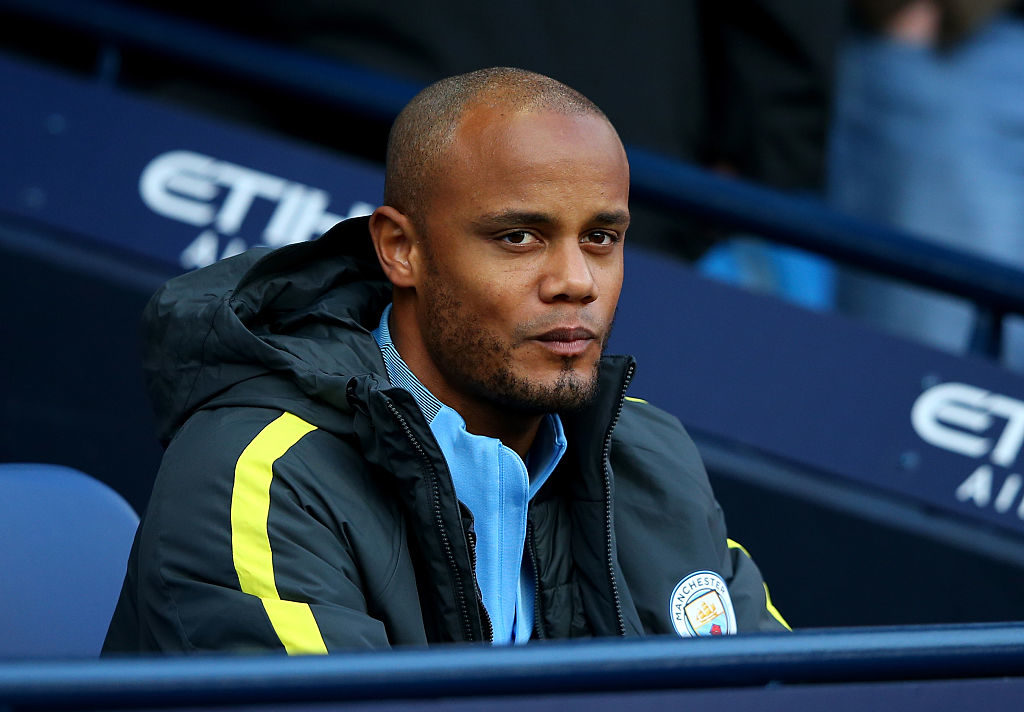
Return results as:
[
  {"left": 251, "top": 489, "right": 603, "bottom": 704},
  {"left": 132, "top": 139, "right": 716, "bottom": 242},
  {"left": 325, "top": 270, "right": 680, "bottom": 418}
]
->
[
  {"left": 723, "top": 538, "right": 791, "bottom": 633},
  {"left": 106, "top": 408, "right": 407, "bottom": 654},
  {"left": 610, "top": 398, "right": 791, "bottom": 636}
]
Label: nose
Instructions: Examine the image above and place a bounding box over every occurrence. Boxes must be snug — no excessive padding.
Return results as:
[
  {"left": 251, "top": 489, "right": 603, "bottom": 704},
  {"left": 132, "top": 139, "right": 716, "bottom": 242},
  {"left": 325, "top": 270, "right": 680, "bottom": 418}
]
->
[{"left": 539, "top": 238, "right": 598, "bottom": 304}]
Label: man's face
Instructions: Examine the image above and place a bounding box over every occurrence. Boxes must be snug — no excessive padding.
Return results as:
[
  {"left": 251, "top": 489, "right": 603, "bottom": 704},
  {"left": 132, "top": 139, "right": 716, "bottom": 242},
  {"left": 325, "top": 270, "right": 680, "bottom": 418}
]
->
[{"left": 410, "top": 107, "right": 629, "bottom": 415}]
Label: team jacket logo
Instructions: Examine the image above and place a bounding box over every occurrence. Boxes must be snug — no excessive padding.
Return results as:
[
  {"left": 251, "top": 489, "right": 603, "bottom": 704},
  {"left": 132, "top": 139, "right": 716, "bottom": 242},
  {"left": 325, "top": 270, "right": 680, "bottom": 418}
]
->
[{"left": 670, "top": 571, "right": 736, "bottom": 637}]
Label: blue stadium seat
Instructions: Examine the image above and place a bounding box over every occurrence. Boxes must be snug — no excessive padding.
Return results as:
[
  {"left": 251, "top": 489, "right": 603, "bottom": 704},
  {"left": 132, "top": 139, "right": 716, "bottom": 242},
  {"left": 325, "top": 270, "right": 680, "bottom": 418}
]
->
[{"left": 0, "top": 463, "right": 138, "bottom": 658}]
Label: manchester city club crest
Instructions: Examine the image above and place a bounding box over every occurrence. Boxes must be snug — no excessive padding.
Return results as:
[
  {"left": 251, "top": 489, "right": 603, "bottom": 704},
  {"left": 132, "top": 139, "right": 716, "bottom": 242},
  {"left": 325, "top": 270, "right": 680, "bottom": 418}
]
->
[{"left": 669, "top": 570, "right": 737, "bottom": 637}]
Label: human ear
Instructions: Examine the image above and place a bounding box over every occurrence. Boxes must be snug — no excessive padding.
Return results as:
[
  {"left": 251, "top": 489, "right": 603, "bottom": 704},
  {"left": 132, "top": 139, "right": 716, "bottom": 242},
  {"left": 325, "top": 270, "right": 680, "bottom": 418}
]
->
[{"left": 368, "top": 206, "right": 419, "bottom": 288}]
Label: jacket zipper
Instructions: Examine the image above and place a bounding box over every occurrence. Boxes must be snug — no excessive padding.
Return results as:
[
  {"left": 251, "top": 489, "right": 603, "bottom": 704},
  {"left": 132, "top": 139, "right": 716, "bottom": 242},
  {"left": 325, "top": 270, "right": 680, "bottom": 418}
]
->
[
  {"left": 526, "top": 520, "right": 544, "bottom": 640},
  {"left": 385, "top": 400, "right": 475, "bottom": 641},
  {"left": 466, "top": 528, "right": 495, "bottom": 642},
  {"left": 602, "top": 361, "right": 635, "bottom": 637}
]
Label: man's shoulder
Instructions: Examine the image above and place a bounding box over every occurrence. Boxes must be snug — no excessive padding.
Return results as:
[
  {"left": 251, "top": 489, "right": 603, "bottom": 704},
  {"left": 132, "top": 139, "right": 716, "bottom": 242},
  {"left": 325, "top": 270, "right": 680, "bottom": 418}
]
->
[
  {"left": 169, "top": 405, "right": 311, "bottom": 450},
  {"left": 149, "top": 405, "right": 389, "bottom": 525},
  {"left": 161, "top": 406, "right": 359, "bottom": 482},
  {"left": 611, "top": 396, "right": 712, "bottom": 496},
  {"left": 614, "top": 397, "right": 694, "bottom": 453}
]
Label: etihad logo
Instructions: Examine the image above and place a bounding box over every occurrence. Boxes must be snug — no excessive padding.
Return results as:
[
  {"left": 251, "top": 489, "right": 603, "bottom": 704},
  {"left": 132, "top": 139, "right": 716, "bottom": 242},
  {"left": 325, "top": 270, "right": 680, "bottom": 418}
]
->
[
  {"left": 139, "top": 150, "right": 374, "bottom": 269},
  {"left": 911, "top": 382, "right": 1024, "bottom": 519}
]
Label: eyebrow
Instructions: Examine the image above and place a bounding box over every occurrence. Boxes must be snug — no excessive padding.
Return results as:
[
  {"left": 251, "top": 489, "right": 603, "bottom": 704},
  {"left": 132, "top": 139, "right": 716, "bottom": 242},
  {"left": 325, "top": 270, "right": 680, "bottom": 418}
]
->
[
  {"left": 592, "top": 210, "right": 631, "bottom": 228},
  {"left": 472, "top": 209, "right": 630, "bottom": 230}
]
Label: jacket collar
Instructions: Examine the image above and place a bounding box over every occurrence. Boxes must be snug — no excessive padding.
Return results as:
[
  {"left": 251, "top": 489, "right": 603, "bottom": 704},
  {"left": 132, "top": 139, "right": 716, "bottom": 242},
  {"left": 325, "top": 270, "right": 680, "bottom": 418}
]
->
[{"left": 348, "top": 353, "right": 637, "bottom": 642}]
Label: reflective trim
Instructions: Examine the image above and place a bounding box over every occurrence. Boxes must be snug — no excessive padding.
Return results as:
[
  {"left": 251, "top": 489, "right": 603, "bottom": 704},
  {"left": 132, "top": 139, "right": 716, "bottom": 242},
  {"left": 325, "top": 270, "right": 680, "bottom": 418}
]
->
[
  {"left": 624, "top": 396, "right": 649, "bottom": 404},
  {"left": 231, "top": 412, "right": 326, "bottom": 654},
  {"left": 260, "top": 598, "right": 328, "bottom": 655},
  {"left": 762, "top": 582, "right": 792, "bottom": 631},
  {"left": 727, "top": 538, "right": 792, "bottom": 631}
]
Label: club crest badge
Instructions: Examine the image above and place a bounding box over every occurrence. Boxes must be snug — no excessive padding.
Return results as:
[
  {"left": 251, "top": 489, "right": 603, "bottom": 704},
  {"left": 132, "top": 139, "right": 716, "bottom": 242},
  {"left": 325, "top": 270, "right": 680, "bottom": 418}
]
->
[{"left": 669, "top": 570, "right": 737, "bottom": 638}]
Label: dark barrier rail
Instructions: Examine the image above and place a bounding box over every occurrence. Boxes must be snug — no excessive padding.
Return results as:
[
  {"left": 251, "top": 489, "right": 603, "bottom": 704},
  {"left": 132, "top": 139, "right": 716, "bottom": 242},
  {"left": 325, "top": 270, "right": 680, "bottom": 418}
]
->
[
  {"left": 3, "top": 0, "right": 1024, "bottom": 327},
  {"left": 0, "top": 0, "right": 422, "bottom": 121},
  {"left": 2, "top": 624, "right": 1024, "bottom": 710},
  {"left": 627, "top": 148, "right": 1024, "bottom": 318}
]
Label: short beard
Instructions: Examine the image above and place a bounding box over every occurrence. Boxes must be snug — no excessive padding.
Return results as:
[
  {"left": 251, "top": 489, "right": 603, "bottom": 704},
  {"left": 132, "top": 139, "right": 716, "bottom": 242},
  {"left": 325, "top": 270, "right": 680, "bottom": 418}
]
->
[
  {"left": 471, "top": 346, "right": 600, "bottom": 415},
  {"left": 420, "top": 270, "right": 602, "bottom": 416}
]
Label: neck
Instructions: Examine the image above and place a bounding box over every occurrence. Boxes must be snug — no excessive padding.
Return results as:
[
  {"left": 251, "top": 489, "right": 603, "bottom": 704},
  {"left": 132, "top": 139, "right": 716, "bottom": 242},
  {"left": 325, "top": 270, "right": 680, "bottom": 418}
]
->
[{"left": 456, "top": 405, "right": 543, "bottom": 460}]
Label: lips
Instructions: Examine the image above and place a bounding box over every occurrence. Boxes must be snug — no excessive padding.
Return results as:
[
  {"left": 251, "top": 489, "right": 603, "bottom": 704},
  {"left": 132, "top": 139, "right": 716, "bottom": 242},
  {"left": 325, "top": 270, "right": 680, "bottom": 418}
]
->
[
  {"left": 532, "top": 326, "right": 596, "bottom": 358},
  {"left": 536, "top": 327, "right": 595, "bottom": 342}
]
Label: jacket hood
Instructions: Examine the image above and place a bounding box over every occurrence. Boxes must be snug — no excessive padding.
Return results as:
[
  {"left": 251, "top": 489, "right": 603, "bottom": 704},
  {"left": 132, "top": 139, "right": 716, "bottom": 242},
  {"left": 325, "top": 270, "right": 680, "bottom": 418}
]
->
[{"left": 142, "top": 217, "right": 392, "bottom": 444}]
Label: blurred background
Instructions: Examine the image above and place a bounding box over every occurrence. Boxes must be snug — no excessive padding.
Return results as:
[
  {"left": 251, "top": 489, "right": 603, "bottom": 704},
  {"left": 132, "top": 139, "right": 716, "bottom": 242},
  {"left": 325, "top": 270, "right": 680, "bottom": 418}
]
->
[{"left": 2, "top": 0, "right": 1024, "bottom": 631}]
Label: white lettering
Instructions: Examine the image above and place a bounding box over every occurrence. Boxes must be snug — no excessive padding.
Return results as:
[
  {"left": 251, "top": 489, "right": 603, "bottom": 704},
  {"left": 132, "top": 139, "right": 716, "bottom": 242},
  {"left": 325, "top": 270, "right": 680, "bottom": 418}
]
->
[
  {"left": 994, "top": 474, "right": 1023, "bottom": 514},
  {"left": 912, "top": 383, "right": 992, "bottom": 458},
  {"left": 986, "top": 395, "right": 1024, "bottom": 468},
  {"left": 912, "top": 383, "right": 1024, "bottom": 467},
  {"left": 955, "top": 464, "right": 993, "bottom": 507},
  {"left": 141, "top": 150, "right": 366, "bottom": 242},
  {"left": 212, "top": 162, "right": 286, "bottom": 235},
  {"left": 179, "top": 229, "right": 220, "bottom": 270},
  {"left": 141, "top": 150, "right": 382, "bottom": 268},
  {"left": 263, "top": 183, "right": 310, "bottom": 247},
  {"left": 276, "top": 188, "right": 333, "bottom": 246},
  {"left": 346, "top": 201, "right": 375, "bottom": 220},
  {"left": 140, "top": 150, "right": 219, "bottom": 227},
  {"left": 220, "top": 237, "right": 248, "bottom": 261}
]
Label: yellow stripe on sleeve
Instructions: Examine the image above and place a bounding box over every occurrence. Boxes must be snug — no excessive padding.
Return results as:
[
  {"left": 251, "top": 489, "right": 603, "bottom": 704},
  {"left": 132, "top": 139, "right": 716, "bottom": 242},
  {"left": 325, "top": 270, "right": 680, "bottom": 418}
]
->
[
  {"left": 260, "top": 598, "right": 328, "bottom": 655},
  {"left": 727, "top": 538, "right": 792, "bottom": 631},
  {"left": 624, "top": 396, "right": 649, "bottom": 404},
  {"left": 761, "top": 582, "right": 791, "bottom": 631},
  {"left": 726, "top": 537, "right": 751, "bottom": 559},
  {"left": 231, "top": 412, "right": 327, "bottom": 654}
]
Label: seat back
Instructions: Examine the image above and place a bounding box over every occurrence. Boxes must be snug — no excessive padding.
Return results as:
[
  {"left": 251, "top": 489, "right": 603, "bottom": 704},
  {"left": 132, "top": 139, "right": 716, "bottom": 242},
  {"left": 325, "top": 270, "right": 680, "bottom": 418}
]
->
[{"left": 0, "top": 463, "right": 139, "bottom": 658}]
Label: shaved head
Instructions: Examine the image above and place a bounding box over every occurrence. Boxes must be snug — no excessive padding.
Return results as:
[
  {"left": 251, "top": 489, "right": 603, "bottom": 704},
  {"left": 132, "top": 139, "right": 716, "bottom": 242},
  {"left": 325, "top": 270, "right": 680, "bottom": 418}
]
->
[{"left": 384, "top": 67, "right": 614, "bottom": 219}]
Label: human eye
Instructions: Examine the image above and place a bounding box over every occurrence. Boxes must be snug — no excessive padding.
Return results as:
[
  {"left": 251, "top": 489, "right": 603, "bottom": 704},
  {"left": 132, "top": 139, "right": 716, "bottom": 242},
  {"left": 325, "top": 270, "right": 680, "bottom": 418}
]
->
[
  {"left": 581, "top": 230, "right": 621, "bottom": 247},
  {"left": 499, "top": 230, "right": 541, "bottom": 246}
]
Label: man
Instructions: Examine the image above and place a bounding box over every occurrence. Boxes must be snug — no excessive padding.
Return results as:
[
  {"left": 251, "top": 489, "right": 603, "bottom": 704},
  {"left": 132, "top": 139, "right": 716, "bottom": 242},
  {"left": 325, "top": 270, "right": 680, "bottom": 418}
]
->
[{"left": 104, "top": 67, "right": 788, "bottom": 653}]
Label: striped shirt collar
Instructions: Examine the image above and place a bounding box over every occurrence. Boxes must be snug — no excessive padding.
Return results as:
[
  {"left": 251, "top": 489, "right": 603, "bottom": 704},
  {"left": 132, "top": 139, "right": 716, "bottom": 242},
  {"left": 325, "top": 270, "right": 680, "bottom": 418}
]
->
[{"left": 372, "top": 303, "right": 444, "bottom": 423}]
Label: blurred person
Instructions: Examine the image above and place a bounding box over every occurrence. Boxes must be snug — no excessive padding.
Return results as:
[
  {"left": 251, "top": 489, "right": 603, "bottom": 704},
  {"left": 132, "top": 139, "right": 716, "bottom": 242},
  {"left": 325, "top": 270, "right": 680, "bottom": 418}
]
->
[
  {"left": 829, "top": 0, "right": 1024, "bottom": 370},
  {"left": 103, "top": 68, "right": 788, "bottom": 653}
]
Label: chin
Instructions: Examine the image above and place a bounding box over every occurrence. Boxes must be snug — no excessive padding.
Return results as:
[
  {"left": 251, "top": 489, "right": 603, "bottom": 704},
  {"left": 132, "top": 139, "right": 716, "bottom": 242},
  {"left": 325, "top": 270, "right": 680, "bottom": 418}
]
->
[{"left": 493, "top": 363, "right": 600, "bottom": 414}]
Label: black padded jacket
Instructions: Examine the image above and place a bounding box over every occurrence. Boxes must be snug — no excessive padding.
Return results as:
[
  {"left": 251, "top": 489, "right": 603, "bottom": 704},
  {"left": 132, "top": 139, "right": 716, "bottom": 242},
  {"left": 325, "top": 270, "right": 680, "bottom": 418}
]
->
[{"left": 104, "top": 216, "right": 788, "bottom": 653}]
